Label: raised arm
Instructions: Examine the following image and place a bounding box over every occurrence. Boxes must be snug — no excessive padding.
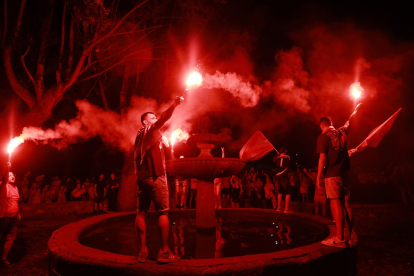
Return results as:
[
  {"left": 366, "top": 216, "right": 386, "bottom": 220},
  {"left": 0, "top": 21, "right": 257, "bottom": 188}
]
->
[
  {"left": 153, "top": 97, "right": 183, "bottom": 131},
  {"left": 1, "top": 162, "right": 11, "bottom": 188},
  {"left": 343, "top": 103, "right": 363, "bottom": 132}
]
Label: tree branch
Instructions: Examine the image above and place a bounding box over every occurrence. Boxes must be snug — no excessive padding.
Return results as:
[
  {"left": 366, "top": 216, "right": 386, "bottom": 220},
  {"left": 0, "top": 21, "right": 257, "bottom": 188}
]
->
[
  {"left": 66, "top": 13, "right": 74, "bottom": 77},
  {"left": 64, "top": 0, "right": 150, "bottom": 92},
  {"left": 2, "top": 0, "right": 7, "bottom": 44},
  {"left": 20, "top": 46, "right": 35, "bottom": 86},
  {"left": 79, "top": 57, "right": 174, "bottom": 82},
  {"left": 56, "top": 2, "right": 66, "bottom": 84},
  {"left": 3, "top": 47, "right": 36, "bottom": 109},
  {"left": 14, "top": 0, "right": 27, "bottom": 40},
  {"left": 99, "top": 79, "right": 109, "bottom": 111},
  {"left": 35, "top": 0, "right": 55, "bottom": 101},
  {"left": 87, "top": 0, "right": 150, "bottom": 51}
]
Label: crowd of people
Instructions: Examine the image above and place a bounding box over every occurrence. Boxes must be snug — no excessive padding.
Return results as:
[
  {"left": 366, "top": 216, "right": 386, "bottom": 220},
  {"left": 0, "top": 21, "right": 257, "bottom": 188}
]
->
[
  {"left": 9, "top": 171, "right": 120, "bottom": 213},
  {"left": 170, "top": 165, "right": 327, "bottom": 216}
]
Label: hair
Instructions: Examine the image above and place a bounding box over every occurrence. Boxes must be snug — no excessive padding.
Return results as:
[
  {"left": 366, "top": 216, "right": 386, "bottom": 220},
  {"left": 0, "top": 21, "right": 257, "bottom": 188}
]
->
[
  {"left": 319, "top": 116, "right": 333, "bottom": 126},
  {"left": 141, "top": 112, "right": 154, "bottom": 124},
  {"left": 279, "top": 146, "right": 287, "bottom": 153}
]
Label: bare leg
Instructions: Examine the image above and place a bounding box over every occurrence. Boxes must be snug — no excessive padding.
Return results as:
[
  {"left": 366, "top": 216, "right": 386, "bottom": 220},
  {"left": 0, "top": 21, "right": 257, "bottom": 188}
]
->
[
  {"left": 344, "top": 196, "right": 353, "bottom": 239},
  {"left": 321, "top": 196, "right": 327, "bottom": 216},
  {"left": 216, "top": 186, "right": 222, "bottom": 208},
  {"left": 135, "top": 210, "right": 148, "bottom": 253},
  {"left": 314, "top": 196, "right": 320, "bottom": 216},
  {"left": 158, "top": 211, "right": 170, "bottom": 252},
  {"left": 277, "top": 194, "right": 283, "bottom": 211},
  {"left": 0, "top": 218, "right": 18, "bottom": 261},
  {"left": 284, "top": 194, "right": 291, "bottom": 211},
  {"left": 271, "top": 196, "right": 277, "bottom": 209},
  {"left": 330, "top": 199, "right": 344, "bottom": 240}
]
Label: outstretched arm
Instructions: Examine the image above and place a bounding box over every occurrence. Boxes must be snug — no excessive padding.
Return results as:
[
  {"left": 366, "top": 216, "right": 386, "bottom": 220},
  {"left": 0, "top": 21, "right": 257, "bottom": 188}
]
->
[
  {"left": 153, "top": 97, "right": 183, "bottom": 130},
  {"left": 343, "top": 103, "right": 363, "bottom": 132},
  {"left": 1, "top": 162, "right": 11, "bottom": 188}
]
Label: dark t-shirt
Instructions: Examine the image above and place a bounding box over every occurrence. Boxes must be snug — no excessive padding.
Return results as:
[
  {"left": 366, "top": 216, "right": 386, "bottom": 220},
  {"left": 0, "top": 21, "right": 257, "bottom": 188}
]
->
[
  {"left": 316, "top": 126, "right": 350, "bottom": 178},
  {"left": 95, "top": 179, "right": 107, "bottom": 195},
  {"left": 134, "top": 103, "right": 177, "bottom": 178},
  {"left": 107, "top": 178, "right": 119, "bottom": 194},
  {"left": 274, "top": 154, "right": 290, "bottom": 180}
]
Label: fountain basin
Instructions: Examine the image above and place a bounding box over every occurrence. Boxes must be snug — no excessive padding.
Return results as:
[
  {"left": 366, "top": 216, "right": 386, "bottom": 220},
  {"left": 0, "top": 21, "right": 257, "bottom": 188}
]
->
[{"left": 48, "top": 209, "right": 357, "bottom": 276}]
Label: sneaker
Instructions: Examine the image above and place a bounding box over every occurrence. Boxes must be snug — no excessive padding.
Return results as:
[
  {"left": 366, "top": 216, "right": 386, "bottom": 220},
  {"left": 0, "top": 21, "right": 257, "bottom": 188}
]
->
[
  {"left": 157, "top": 251, "right": 180, "bottom": 263},
  {"left": 138, "top": 250, "right": 148, "bottom": 263},
  {"left": 276, "top": 208, "right": 283, "bottom": 212},
  {"left": 321, "top": 237, "right": 347, "bottom": 248}
]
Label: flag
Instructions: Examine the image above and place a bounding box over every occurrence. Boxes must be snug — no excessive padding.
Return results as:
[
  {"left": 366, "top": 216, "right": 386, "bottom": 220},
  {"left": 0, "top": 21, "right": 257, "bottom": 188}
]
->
[
  {"left": 348, "top": 108, "right": 402, "bottom": 156},
  {"left": 240, "top": 131, "right": 277, "bottom": 161}
]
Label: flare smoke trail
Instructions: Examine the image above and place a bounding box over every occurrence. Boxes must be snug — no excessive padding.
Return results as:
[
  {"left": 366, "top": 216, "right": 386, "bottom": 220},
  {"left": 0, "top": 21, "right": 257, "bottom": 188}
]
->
[{"left": 202, "top": 71, "right": 261, "bottom": 107}]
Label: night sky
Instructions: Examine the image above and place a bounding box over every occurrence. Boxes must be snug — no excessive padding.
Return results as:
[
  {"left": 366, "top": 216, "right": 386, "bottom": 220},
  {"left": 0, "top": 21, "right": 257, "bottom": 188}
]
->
[{"left": 1, "top": 0, "right": 413, "bottom": 182}]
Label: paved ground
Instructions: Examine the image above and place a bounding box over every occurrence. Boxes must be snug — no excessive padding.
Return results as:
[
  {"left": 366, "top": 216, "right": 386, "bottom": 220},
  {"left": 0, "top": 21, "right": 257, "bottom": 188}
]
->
[{"left": 0, "top": 205, "right": 413, "bottom": 276}]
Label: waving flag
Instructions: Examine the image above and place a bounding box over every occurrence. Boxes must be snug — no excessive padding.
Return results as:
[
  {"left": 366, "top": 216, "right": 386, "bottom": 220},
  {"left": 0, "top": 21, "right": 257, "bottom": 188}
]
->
[
  {"left": 240, "top": 131, "right": 278, "bottom": 161},
  {"left": 348, "top": 108, "right": 402, "bottom": 156}
]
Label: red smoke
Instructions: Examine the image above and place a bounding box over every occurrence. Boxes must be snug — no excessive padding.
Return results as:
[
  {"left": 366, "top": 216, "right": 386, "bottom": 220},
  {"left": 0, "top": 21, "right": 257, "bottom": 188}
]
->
[{"left": 10, "top": 22, "right": 414, "bottom": 157}]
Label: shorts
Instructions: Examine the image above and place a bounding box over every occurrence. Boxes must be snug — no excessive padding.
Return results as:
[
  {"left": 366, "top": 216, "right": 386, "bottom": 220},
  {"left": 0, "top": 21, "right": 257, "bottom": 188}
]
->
[
  {"left": 325, "top": 176, "right": 349, "bottom": 199},
  {"left": 137, "top": 176, "right": 169, "bottom": 212},
  {"left": 94, "top": 194, "right": 104, "bottom": 203},
  {"left": 276, "top": 177, "right": 291, "bottom": 195}
]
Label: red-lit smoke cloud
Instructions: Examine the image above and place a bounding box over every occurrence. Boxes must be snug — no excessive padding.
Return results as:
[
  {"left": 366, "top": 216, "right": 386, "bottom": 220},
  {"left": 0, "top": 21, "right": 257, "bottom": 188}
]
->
[{"left": 12, "top": 22, "right": 414, "bottom": 154}]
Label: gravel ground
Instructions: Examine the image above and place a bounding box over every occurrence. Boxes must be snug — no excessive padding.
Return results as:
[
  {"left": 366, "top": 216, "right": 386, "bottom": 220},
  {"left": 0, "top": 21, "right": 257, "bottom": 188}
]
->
[{"left": 0, "top": 205, "right": 413, "bottom": 276}]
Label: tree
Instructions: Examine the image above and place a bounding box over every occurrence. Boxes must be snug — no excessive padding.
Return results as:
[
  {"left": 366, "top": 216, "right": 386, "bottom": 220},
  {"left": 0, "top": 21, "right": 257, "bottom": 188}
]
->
[{"left": 0, "top": 0, "right": 150, "bottom": 128}]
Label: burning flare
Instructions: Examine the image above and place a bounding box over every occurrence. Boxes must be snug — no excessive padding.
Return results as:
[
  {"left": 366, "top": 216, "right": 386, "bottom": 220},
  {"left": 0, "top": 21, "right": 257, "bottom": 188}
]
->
[
  {"left": 186, "top": 71, "right": 203, "bottom": 88},
  {"left": 170, "top": 129, "right": 189, "bottom": 147},
  {"left": 7, "top": 137, "right": 25, "bottom": 155},
  {"left": 350, "top": 82, "right": 364, "bottom": 100}
]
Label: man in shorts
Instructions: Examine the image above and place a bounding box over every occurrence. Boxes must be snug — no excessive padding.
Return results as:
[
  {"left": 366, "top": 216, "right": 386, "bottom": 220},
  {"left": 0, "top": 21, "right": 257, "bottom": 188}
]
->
[
  {"left": 316, "top": 103, "right": 361, "bottom": 247},
  {"left": 273, "top": 147, "right": 293, "bottom": 213},
  {"left": 134, "top": 96, "right": 183, "bottom": 263}
]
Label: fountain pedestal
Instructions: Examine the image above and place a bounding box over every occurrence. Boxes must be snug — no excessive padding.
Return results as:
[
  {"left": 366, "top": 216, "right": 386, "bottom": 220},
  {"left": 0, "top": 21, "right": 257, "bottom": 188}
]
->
[
  {"left": 195, "top": 180, "right": 215, "bottom": 229},
  {"left": 167, "top": 132, "right": 246, "bottom": 230}
]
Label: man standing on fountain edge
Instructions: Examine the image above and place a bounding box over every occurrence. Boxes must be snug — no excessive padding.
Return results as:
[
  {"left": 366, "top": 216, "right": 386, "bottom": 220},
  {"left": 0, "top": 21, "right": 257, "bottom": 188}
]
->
[
  {"left": 316, "top": 103, "right": 362, "bottom": 248},
  {"left": 134, "top": 96, "right": 183, "bottom": 263}
]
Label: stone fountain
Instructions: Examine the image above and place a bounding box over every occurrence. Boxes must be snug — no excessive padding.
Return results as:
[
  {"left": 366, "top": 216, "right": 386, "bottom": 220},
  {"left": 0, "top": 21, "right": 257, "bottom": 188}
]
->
[{"left": 166, "top": 128, "right": 246, "bottom": 229}]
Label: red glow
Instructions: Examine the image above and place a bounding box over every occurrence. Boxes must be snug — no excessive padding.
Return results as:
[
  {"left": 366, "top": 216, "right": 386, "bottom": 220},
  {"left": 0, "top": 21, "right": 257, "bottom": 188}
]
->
[
  {"left": 350, "top": 82, "right": 364, "bottom": 100},
  {"left": 7, "top": 137, "right": 24, "bottom": 155},
  {"left": 186, "top": 71, "right": 202, "bottom": 88},
  {"left": 170, "top": 129, "right": 189, "bottom": 147}
]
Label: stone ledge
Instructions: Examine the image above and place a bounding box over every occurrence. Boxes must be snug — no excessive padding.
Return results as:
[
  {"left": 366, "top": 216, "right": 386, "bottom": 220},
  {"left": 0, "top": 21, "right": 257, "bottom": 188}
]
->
[{"left": 48, "top": 209, "right": 357, "bottom": 276}]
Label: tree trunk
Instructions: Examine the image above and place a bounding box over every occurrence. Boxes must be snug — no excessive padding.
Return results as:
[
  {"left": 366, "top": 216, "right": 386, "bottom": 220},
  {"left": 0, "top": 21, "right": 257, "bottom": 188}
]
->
[{"left": 117, "top": 151, "right": 137, "bottom": 211}]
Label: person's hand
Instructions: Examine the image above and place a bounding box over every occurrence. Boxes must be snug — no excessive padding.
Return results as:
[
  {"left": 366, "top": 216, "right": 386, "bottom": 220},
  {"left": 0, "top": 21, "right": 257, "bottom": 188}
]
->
[
  {"left": 355, "top": 103, "right": 363, "bottom": 112},
  {"left": 316, "top": 177, "right": 322, "bottom": 191},
  {"left": 17, "top": 213, "right": 21, "bottom": 221},
  {"left": 175, "top": 96, "right": 184, "bottom": 105}
]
